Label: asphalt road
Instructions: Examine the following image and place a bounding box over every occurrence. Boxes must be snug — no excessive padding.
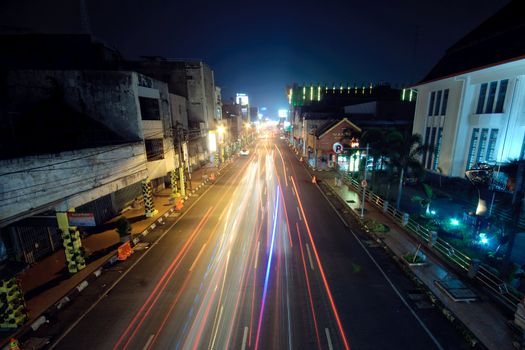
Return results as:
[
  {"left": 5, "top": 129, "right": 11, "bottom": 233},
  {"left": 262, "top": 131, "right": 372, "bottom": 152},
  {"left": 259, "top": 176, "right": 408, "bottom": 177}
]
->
[{"left": 50, "top": 135, "right": 469, "bottom": 350}]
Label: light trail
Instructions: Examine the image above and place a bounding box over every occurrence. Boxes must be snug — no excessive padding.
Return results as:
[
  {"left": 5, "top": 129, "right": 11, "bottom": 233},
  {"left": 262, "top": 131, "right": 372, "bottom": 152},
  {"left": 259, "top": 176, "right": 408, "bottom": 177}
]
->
[
  {"left": 114, "top": 206, "right": 214, "bottom": 350},
  {"left": 254, "top": 186, "right": 280, "bottom": 350},
  {"left": 274, "top": 144, "right": 288, "bottom": 187},
  {"left": 291, "top": 176, "right": 351, "bottom": 350},
  {"left": 295, "top": 222, "right": 322, "bottom": 350}
]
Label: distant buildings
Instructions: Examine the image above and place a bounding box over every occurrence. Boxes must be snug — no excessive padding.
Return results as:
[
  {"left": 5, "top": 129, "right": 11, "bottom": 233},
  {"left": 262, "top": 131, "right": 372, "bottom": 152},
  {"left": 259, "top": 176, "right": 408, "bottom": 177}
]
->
[
  {"left": 287, "top": 82, "right": 414, "bottom": 170},
  {"left": 411, "top": 0, "right": 525, "bottom": 178}
]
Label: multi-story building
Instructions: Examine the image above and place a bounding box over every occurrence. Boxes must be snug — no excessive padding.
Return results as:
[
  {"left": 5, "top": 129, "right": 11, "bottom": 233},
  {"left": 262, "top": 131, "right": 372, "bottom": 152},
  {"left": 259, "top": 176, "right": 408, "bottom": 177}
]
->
[
  {"left": 0, "top": 69, "right": 177, "bottom": 264},
  {"left": 288, "top": 82, "right": 408, "bottom": 156},
  {"left": 129, "top": 58, "right": 219, "bottom": 169},
  {"left": 235, "top": 93, "right": 250, "bottom": 122},
  {"left": 411, "top": 0, "right": 525, "bottom": 178}
]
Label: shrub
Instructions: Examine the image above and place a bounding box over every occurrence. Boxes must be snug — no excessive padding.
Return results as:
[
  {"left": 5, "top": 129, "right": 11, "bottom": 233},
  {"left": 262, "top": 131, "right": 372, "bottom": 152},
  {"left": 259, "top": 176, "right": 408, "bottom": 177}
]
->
[
  {"left": 403, "top": 253, "right": 425, "bottom": 264},
  {"left": 363, "top": 218, "right": 390, "bottom": 234},
  {"left": 116, "top": 217, "right": 131, "bottom": 237}
]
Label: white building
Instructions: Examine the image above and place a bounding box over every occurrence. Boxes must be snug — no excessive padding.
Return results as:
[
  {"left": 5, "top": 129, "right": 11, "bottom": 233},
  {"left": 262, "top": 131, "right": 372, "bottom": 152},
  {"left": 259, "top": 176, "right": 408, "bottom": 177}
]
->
[{"left": 412, "top": 1, "right": 525, "bottom": 178}]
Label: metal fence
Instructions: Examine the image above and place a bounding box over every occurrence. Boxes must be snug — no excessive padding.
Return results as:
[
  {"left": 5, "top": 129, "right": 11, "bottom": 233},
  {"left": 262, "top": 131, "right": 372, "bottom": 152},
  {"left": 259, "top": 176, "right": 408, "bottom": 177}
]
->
[{"left": 341, "top": 174, "right": 522, "bottom": 309}]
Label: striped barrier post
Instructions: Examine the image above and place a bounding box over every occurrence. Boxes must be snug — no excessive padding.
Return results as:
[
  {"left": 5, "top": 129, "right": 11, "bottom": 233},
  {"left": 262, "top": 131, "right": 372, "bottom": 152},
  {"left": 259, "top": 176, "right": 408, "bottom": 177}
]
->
[{"left": 142, "top": 179, "right": 158, "bottom": 218}]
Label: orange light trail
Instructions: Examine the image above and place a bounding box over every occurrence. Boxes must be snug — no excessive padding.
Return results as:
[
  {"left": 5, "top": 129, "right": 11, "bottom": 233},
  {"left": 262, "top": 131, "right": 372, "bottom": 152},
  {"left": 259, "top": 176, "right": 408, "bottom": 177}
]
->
[
  {"left": 296, "top": 221, "right": 322, "bottom": 350},
  {"left": 291, "top": 176, "right": 351, "bottom": 350},
  {"left": 115, "top": 206, "right": 214, "bottom": 350}
]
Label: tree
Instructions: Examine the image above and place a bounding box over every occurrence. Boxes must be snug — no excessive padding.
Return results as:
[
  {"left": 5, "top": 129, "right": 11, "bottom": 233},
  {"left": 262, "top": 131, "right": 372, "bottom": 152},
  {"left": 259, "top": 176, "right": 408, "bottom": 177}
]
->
[
  {"left": 386, "top": 131, "right": 427, "bottom": 209},
  {"left": 411, "top": 183, "right": 436, "bottom": 217},
  {"left": 499, "top": 159, "right": 525, "bottom": 273}
]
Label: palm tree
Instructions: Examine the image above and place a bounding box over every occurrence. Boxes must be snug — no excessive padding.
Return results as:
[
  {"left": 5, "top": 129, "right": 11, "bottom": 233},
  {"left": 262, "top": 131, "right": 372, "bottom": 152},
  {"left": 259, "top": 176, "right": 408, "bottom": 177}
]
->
[
  {"left": 361, "top": 129, "right": 389, "bottom": 189},
  {"left": 386, "top": 131, "right": 427, "bottom": 209},
  {"left": 411, "top": 183, "right": 436, "bottom": 217}
]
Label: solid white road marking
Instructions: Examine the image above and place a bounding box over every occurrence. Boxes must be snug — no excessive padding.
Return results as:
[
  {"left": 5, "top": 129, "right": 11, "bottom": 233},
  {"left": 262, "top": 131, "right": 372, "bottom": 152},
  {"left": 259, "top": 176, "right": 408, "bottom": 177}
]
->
[
  {"left": 143, "top": 334, "right": 155, "bottom": 350},
  {"left": 189, "top": 243, "right": 207, "bottom": 271},
  {"left": 254, "top": 241, "right": 260, "bottom": 269},
  {"left": 241, "top": 326, "right": 249, "bottom": 350},
  {"left": 325, "top": 328, "right": 334, "bottom": 350},
  {"left": 306, "top": 243, "right": 314, "bottom": 271},
  {"left": 296, "top": 206, "right": 302, "bottom": 221}
]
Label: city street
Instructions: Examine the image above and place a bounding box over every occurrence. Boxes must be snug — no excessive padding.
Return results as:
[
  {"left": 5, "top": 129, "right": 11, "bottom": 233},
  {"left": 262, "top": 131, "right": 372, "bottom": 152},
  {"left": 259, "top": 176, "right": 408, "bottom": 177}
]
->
[{"left": 50, "top": 137, "right": 466, "bottom": 350}]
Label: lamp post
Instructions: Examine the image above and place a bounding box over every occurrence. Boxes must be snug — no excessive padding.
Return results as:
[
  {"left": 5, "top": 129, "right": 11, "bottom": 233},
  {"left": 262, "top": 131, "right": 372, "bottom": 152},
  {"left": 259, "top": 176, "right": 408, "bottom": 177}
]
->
[{"left": 361, "top": 143, "right": 369, "bottom": 219}]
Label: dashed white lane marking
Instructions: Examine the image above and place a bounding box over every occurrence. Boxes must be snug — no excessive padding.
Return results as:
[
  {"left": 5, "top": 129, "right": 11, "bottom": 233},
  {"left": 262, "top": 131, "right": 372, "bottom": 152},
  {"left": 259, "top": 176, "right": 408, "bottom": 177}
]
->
[
  {"left": 254, "top": 241, "right": 261, "bottom": 269},
  {"left": 143, "top": 334, "right": 155, "bottom": 350},
  {"left": 296, "top": 206, "right": 302, "bottom": 221},
  {"left": 325, "top": 328, "right": 333, "bottom": 350},
  {"left": 210, "top": 305, "right": 224, "bottom": 350},
  {"left": 189, "top": 243, "right": 207, "bottom": 271},
  {"left": 241, "top": 326, "right": 249, "bottom": 350},
  {"left": 306, "top": 243, "right": 314, "bottom": 271}
]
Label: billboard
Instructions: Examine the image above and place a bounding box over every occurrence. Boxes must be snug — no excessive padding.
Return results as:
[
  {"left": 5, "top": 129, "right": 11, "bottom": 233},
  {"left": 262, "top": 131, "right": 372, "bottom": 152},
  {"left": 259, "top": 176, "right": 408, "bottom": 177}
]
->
[
  {"left": 236, "top": 93, "right": 249, "bottom": 106},
  {"left": 67, "top": 212, "right": 96, "bottom": 227}
]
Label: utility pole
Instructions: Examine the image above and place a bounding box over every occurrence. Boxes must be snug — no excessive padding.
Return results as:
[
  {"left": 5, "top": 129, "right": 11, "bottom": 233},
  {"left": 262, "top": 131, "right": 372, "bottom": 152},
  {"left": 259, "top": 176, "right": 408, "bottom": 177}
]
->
[
  {"left": 174, "top": 123, "right": 186, "bottom": 197},
  {"left": 361, "top": 143, "right": 369, "bottom": 219}
]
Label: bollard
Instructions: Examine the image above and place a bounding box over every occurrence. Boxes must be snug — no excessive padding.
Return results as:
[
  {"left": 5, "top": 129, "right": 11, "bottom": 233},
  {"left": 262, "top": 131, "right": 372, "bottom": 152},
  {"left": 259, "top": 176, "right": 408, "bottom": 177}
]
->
[
  {"left": 402, "top": 213, "right": 410, "bottom": 226},
  {"left": 468, "top": 259, "right": 481, "bottom": 279},
  {"left": 428, "top": 230, "right": 438, "bottom": 247}
]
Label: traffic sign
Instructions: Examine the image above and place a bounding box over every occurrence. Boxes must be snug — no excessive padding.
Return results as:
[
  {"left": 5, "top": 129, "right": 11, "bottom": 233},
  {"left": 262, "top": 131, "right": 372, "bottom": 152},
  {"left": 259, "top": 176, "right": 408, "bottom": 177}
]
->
[
  {"left": 333, "top": 142, "right": 343, "bottom": 154},
  {"left": 361, "top": 180, "right": 368, "bottom": 188}
]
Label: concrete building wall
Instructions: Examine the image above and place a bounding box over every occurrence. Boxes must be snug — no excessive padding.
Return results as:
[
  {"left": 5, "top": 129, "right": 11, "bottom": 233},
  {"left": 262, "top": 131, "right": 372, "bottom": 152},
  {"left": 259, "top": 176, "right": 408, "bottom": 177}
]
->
[
  {"left": 0, "top": 142, "right": 147, "bottom": 227},
  {"left": 137, "top": 77, "right": 176, "bottom": 181},
  {"left": 413, "top": 59, "right": 525, "bottom": 177},
  {"left": 6, "top": 70, "right": 143, "bottom": 141},
  {"left": 170, "top": 94, "right": 189, "bottom": 129}
]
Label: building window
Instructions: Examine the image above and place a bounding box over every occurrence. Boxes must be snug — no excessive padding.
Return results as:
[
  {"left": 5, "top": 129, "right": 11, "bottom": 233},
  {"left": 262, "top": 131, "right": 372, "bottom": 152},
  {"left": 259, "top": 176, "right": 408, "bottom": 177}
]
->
[
  {"left": 433, "top": 128, "right": 443, "bottom": 170},
  {"left": 145, "top": 139, "right": 164, "bottom": 161},
  {"left": 139, "top": 97, "right": 161, "bottom": 120},
  {"left": 466, "top": 128, "right": 480, "bottom": 170},
  {"left": 486, "top": 129, "right": 498, "bottom": 162},
  {"left": 476, "top": 80, "right": 508, "bottom": 114},
  {"left": 422, "top": 126, "right": 431, "bottom": 166},
  {"left": 476, "top": 84, "right": 487, "bottom": 114},
  {"left": 426, "top": 127, "right": 437, "bottom": 169},
  {"left": 495, "top": 79, "right": 509, "bottom": 113},
  {"left": 484, "top": 82, "right": 498, "bottom": 114},
  {"left": 434, "top": 90, "right": 442, "bottom": 116},
  {"left": 441, "top": 89, "right": 449, "bottom": 116},
  {"left": 428, "top": 92, "right": 435, "bottom": 116},
  {"left": 476, "top": 128, "right": 489, "bottom": 164}
]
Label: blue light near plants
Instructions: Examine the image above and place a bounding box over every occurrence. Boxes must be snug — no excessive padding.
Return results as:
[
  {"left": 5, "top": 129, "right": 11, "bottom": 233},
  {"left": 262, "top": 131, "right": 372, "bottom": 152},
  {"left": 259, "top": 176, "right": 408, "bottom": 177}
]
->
[
  {"left": 479, "top": 233, "right": 489, "bottom": 245},
  {"left": 430, "top": 210, "right": 436, "bottom": 215},
  {"left": 450, "top": 218, "right": 460, "bottom": 226}
]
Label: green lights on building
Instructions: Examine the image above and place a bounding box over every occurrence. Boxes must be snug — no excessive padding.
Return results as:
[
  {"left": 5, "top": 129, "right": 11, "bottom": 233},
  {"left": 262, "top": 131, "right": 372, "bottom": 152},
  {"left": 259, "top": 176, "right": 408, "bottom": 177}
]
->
[{"left": 401, "top": 88, "right": 417, "bottom": 102}]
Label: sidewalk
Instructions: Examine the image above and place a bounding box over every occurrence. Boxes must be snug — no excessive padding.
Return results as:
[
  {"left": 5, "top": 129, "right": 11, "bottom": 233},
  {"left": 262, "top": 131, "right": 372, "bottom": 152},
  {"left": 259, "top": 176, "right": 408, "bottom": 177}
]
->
[
  {"left": 313, "top": 169, "right": 516, "bottom": 350},
  {"left": 7, "top": 164, "right": 216, "bottom": 342}
]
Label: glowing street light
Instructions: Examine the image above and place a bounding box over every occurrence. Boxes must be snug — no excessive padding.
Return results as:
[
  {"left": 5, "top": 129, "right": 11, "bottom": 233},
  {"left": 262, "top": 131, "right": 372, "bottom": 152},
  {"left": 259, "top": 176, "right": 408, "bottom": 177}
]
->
[{"left": 217, "top": 125, "right": 225, "bottom": 135}]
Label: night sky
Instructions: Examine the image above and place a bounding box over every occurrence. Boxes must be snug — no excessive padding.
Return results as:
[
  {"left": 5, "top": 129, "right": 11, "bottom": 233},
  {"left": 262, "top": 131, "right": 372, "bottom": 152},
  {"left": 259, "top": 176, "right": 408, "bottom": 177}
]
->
[{"left": 1, "top": 0, "right": 510, "bottom": 117}]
